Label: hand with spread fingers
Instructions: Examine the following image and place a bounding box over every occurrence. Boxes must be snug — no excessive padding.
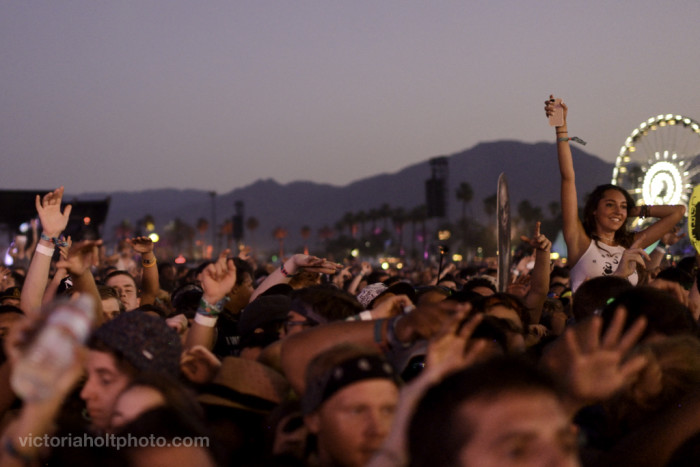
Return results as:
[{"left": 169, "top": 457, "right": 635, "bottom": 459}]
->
[
  {"left": 36, "top": 186, "right": 72, "bottom": 238},
  {"left": 542, "top": 307, "right": 648, "bottom": 410}
]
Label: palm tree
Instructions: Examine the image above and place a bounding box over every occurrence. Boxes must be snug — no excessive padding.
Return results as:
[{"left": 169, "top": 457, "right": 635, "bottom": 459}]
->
[
  {"left": 392, "top": 207, "right": 406, "bottom": 256},
  {"left": 301, "top": 225, "right": 312, "bottom": 255},
  {"left": 246, "top": 217, "right": 259, "bottom": 248},
  {"left": 379, "top": 203, "right": 393, "bottom": 232},
  {"left": 456, "top": 182, "right": 474, "bottom": 221},
  {"left": 341, "top": 212, "right": 357, "bottom": 238},
  {"left": 368, "top": 209, "right": 380, "bottom": 235},
  {"left": 483, "top": 194, "right": 497, "bottom": 224},
  {"left": 318, "top": 225, "right": 334, "bottom": 251},
  {"left": 273, "top": 227, "right": 288, "bottom": 259},
  {"left": 409, "top": 205, "right": 428, "bottom": 260}
]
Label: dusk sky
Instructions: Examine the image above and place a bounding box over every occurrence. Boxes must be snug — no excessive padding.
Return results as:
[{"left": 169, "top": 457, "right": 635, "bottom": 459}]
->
[{"left": 2, "top": 1, "right": 699, "bottom": 194}]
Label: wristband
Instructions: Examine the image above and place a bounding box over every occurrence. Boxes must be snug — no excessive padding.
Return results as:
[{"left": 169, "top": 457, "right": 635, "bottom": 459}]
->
[
  {"left": 358, "top": 310, "right": 373, "bottom": 321},
  {"left": 142, "top": 257, "right": 157, "bottom": 268},
  {"left": 40, "top": 233, "right": 69, "bottom": 248},
  {"left": 197, "top": 297, "right": 225, "bottom": 317},
  {"left": 35, "top": 243, "right": 55, "bottom": 257},
  {"left": 194, "top": 313, "right": 219, "bottom": 327},
  {"left": 280, "top": 264, "right": 297, "bottom": 278},
  {"left": 387, "top": 315, "right": 412, "bottom": 350},
  {"left": 557, "top": 136, "right": 587, "bottom": 146},
  {"left": 373, "top": 318, "right": 390, "bottom": 352}
]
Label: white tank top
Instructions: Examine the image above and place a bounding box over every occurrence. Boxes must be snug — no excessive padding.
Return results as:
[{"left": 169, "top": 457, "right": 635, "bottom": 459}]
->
[{"left": 570, "top": 240, "right": 639, "bottom": 292}]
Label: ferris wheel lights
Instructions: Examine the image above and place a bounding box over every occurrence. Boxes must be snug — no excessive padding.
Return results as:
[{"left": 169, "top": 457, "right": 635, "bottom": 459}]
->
[
  {"left": 632, "top": 129, "right": 640, "bottom": 137},
  {"left": 683, "top": 118, "right": 691, "bottom": 125},
  {"left": 619, "top": 167, "right": 627, "bottom": 173},
  {"left": 629, "top": 147, "right": 636, "bottom": 153},
  {"left": 665, "top": 114, "right": 674, "bottom": 120}
]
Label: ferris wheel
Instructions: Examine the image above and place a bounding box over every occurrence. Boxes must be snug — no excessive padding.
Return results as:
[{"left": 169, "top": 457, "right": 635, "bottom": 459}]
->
[{"left": 612, "top": 114, "right": 700, "bottom": 227}]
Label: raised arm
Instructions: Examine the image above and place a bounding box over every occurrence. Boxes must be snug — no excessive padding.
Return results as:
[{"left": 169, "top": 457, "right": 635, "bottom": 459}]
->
[
  {"left": 249, "top": 254, "right": 341, "bottom": 302},
  {"left": 630, "top": 204, "right": 686, "bottom": 249},
  {"left": 127, "top": 236, "right": 159, "bottom": 306},
  {"left": 520, "top": 221, "right": 552, "bottom": 325},
  {"left": 55, "top": 240, "right": 104, "bottom": 325},
  {"left": 20, "top": 187, "right": 72, "bottom": 318},
  {"left": 184, "top": 251, "right": 236, "bottom": 351},
  {"left": 545, "top": 96, "right": 589, "bottom": 264}
]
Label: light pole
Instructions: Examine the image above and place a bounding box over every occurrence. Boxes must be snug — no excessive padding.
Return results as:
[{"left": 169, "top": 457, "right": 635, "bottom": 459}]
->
[{"left": 209, "top": 191, "right": 217, "bottom": 255}]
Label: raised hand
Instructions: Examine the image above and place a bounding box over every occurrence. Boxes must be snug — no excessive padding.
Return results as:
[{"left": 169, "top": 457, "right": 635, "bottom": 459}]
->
[
  {"left": 55, "top": 239, "right": 102, "bottom": 277},
  {"left": 394, "top": 300, "right": 466, "bottom": 345},
  {"left": 423, "top": 310, "right": 486, "bottom": 383},
  {"left": 520, "top": 221, "right": 551, "bottom": 252},
  {"left": 360, "top": 261, "right": 373, "bottom": 276},
  {"left": 126, "top": 236, "right": 154, "bottom": 255},
  {"left": 200, "top": 250, "right": 236, "bottom": 303},
  {"left": 287, "top": 253, "right": 342, "bottom": 275},
  {"left": 180, "top": 345, "right": 222, "bottom": 385},
  {"left": 35, "top": 187, "right": 72, "bottom": 238},
  {"left": 542, "top": 307, "right": 647, "bottom": 407},
  {"left": 614, "top": 237, "right": 649, "bottom": 279},
  {"left": 544, "top": 94, "right": 568, "bottom": 125}
]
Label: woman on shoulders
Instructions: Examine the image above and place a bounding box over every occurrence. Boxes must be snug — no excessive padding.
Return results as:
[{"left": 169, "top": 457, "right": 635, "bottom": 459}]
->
[{"left": 545, "top": 95, "right": 685, "bottom": 291}]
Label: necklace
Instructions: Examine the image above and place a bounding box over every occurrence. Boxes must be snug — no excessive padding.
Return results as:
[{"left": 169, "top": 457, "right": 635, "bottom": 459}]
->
[{"left": 598, "top": 234, "right": 615, "bottom": 244}]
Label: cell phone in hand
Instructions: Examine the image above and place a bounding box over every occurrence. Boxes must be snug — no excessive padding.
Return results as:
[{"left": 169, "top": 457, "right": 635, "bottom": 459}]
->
[{"left": 548, "top": 98, "right": 564, "bottom": 127}]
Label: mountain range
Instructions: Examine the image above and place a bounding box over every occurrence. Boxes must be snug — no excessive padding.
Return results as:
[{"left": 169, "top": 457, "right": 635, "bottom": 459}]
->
[{"left": 76, "top": 140, "right": 614, "bottom": 254}]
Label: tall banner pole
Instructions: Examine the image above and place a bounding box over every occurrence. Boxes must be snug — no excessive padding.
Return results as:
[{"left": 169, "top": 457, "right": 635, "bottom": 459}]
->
[{"left": 497, "top": 173, "right": 511, "bottom": 292}]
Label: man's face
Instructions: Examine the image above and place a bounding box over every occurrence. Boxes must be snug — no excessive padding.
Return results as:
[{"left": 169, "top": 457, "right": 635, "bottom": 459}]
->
[
  {"left": 227, "top": 273, "right": 254, "bottom": 314},
  {"left": 80, "top": 350, "right": 132, "bottom": 431},
  {"left": 106, "top": 274, "right": 140, "bottom": 311},
  {"left": 0, "top": 312, "right": 22, "bottom": 338},
  {"left": 101, "top": 297, "right": 122, "bottom": 321},
  {"left": 305, "top": 379, "right": 398, "bottom": 467},
  {"left": 457, "top": 392, "right": 579, "bottom": 467}
]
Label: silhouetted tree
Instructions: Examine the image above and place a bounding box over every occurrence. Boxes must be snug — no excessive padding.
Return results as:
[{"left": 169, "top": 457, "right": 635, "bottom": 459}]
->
[{"left": 456, "top": 182, "right": 474, "bottom": 220}]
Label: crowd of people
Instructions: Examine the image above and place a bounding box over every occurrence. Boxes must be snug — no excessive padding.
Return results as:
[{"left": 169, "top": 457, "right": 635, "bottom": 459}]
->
[{"left": 0, "top": 98, "right": 698, "bottom": 466}]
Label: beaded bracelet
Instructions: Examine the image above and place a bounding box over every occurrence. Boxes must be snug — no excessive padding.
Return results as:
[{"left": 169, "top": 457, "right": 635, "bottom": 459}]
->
[
  {"left": 640, "top": 205, "right": 652, "bottom": 219},
  {"left": 280, "top": 264, "right": 297, "bottom": 278}
]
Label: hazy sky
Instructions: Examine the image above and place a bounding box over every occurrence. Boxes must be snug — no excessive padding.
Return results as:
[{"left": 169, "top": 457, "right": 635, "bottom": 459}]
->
[{"left": 2, "top": 1, "right": 699, "bottom": 194}]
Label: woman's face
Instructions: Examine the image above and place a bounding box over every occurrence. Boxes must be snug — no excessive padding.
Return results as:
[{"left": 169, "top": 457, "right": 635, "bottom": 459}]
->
[{"left": 594, "top": 189, "right": 628, "bottom": 233}]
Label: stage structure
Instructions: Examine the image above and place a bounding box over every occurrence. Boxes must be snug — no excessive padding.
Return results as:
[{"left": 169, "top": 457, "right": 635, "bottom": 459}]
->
[{"left": 0, "top": 190, "right": 110, "bottom": 243}]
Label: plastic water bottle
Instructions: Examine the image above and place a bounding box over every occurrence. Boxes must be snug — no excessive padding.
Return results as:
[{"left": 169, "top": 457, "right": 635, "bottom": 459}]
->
[{"left": 11, "top": 295, "right": 95, "bottom": 401}]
